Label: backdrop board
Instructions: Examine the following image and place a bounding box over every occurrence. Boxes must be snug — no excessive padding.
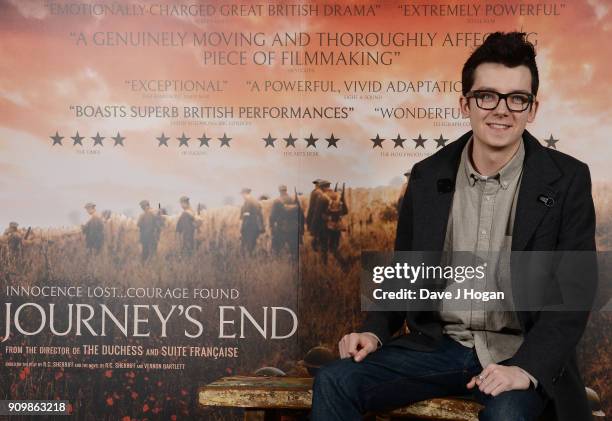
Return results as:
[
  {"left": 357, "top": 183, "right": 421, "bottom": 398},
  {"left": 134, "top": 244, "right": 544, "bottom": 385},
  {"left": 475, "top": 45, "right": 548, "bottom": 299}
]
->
[{"left": 0, "top": 0, "right": 610, "bottom": 419}]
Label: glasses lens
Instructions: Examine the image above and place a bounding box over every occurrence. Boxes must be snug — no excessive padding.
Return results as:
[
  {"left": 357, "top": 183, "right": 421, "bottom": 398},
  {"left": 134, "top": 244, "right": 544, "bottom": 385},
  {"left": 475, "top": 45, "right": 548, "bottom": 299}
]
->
[
  {"left": 475, "top": 91, "right": 499, "bottom": 110},
  {"left": 507, "top": 94, "right": 531, "bottom": 111}
]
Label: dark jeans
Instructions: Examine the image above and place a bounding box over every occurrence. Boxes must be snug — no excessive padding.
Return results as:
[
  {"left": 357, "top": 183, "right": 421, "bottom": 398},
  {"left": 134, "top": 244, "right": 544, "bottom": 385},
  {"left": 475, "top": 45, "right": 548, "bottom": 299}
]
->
[{"left": 311, "top": 335, "right": 548, "bottom": 421}]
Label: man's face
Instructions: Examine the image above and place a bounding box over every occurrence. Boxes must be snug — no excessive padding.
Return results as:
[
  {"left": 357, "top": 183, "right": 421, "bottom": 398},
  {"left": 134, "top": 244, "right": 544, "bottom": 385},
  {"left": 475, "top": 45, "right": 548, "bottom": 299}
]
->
[
  {"left": 460, "top": 62, "right": 539, "bottom": 150},
  {"left": 180, "top": 201, "right": 189, "bottom": 210},
  {"left": 86, "top": 207, "right": 95, "bottom": 216}
]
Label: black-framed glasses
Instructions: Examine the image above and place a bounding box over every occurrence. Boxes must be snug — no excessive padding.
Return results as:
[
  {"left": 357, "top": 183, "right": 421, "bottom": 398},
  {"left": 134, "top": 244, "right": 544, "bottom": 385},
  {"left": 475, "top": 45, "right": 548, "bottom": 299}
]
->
[{"left": 465, "top": 90, "right": 535, "bottom": 112}]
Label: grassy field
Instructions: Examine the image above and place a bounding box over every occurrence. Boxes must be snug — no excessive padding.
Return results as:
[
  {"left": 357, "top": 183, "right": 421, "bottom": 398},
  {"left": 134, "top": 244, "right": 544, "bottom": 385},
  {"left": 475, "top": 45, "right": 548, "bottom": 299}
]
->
[{"left": 1, "top": 183, "right": 609, "bottom": 419}]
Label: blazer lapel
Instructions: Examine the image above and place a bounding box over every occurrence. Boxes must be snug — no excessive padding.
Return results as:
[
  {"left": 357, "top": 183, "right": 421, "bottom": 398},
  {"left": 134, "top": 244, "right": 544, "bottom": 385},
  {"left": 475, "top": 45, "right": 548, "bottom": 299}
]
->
[
  {"left": 511, "top": 130, "right": 562, "bottom": 251},
  {"left": 415, "top": 131, "right": 471, "bottom": 251}
]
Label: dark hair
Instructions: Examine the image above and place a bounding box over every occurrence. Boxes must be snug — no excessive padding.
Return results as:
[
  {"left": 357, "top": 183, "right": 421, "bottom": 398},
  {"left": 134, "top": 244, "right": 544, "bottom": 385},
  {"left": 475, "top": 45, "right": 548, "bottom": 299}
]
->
[{"left": 461, "top": 31, "right": 539, "bottom": 96}]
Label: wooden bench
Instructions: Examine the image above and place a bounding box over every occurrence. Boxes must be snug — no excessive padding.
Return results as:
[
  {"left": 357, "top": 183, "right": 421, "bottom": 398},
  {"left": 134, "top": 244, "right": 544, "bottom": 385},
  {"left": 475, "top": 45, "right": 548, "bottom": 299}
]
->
[{"left": 199, "top": 376, "right": 483, "bottom": 420}]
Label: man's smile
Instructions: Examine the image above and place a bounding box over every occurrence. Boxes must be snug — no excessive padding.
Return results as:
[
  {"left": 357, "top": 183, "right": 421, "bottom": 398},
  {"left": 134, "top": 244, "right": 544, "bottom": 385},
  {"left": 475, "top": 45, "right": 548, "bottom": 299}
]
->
[{"left": 486, "top": 122, "right": 513, "bottom": 131}]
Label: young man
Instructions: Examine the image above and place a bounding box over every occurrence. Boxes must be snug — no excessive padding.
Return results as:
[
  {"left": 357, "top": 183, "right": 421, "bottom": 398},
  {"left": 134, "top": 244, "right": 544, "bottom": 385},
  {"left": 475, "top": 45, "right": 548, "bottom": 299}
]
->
[{"left": 312, "top": 32, "right": 596, "bottom": 421}]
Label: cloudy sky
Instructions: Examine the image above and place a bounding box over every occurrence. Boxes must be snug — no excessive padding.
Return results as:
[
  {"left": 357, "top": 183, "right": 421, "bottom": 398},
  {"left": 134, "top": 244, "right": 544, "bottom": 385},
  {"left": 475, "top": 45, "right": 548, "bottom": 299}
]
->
[{"left": 1, "top": 0, "right": 610, "bottom": 226}]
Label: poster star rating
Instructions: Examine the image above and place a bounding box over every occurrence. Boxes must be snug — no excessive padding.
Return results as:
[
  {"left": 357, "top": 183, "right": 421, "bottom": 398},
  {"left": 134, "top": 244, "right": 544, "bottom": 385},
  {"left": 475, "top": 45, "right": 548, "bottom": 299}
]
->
[
  {"left": 198, "top": 133, "right": 211, "bottom": 147},
  {"left": 51, "top": 131, "right": 128, "bottom": 148},
  {"left": 46, "top": 130, "right": 468, "bottom": 153},
  {"left": 263, "top": 133, "right": 276, "bottom": 148},
  {"left": 305, "top": 134, "right": 318, "bottom": 148},
  {"left": 283, "top": 133, "right": 297, "bottom": 148},
  {"left": 218, "top": 133, "right": 231, "bottom": 147},
  {"left": 434, "top": 134, "right": 448, "bottom": 148},
  {"left": 156, "top": 132, "right": 170, "bottom": 147},
  {"left": 412, "top": 134, "right": 427, "bottom": 148},
  {"left": 325, "top": 133, "right": 340, "bottom": 148},
  {"left": 392, "top": 134, "right": 406, "bottom": 148},
  {"left": 50, "top": 131, "right": 63, "bottom": 146},
  {"left": 371, "top": 134, "right": 384, "bottom": 148},
  {"left": 111, "top": 132, "right": 125, "bottom": 147},
  {"left": 154, "top": 131, "right": 231, "bottom": 149},
  {"left": 71, "top": 131, "right": 84, "bottom": 146},
  {"left": 91, "top": 132, "right": 105, "bottom": 147},
  {"left": 544, "top": 134, "right": 559, "bottom": 149},
  {"left": 253, "top": 133, "right": 344, "bottom": 149},
  {"left": 48, "top": 130, "right": 562, "bottom": 156},
  {"left": 177, "top": 133, "right": 190, "bottom": 147},
  {"left": 368, "top": 132, "right": 456, "bottom": 151}
]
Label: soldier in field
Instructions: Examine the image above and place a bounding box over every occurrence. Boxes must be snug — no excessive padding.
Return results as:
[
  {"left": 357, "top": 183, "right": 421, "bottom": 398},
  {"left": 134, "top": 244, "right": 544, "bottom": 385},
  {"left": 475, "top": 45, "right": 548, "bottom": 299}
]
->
[
  {"left": 137, "top": 200, "right": 164, "bottom": 261},
  {"left": 269, "top": 185, "right": 302, "bottom": 257},
  {"left": 176, "top": 196, "right": 197, "bottom": 257},
  {"left": 306, "top": 179, "right": 324, "bottom": 251},
  {"left": 82, "top": 202, "right": 104, "bottom": 254},
  {"left": 319, "top": 184, "right": 349, "bottom": 264},
  {"left": 240, "top": 188, "right": 264, "bottom": 256},
  {"left": 2, "top": 222, "right": 24, "bottom": 264}
]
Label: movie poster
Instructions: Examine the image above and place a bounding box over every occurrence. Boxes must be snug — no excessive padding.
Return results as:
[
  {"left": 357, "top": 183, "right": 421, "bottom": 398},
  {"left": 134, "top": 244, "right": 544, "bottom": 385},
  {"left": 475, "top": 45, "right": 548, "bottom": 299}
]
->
[{"left": 0, "top": 0, "right": 609, "bottom": 419}]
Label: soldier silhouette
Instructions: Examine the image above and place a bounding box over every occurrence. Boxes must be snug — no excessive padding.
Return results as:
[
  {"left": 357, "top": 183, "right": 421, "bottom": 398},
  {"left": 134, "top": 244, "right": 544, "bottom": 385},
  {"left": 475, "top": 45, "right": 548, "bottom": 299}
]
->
[
  {"left": 310, "top": 180, "right": 333, "bottom": 261},
  {"left": 137, "top": 200, "right": 164, "bottom": 261},
  {"left": 2, "top": 222, "right": 24, "bottom": 264},
  {"left": 319, "top": 185, "right": 349, "bottom": 264},
  {"left": 82, "top": 202, "right": 104, "bottom": 254},
  {"left": 176, "top": 196, "right": 196, "bottom": 257},
  {"left": 306, "top": 179, "right": 324, "bottom": 251},
  {"left": 269, "top": 185, "right": 302, "bottom": 258},
  {"left": 240, "top": 188, "right": 264, "bottom": 256}
]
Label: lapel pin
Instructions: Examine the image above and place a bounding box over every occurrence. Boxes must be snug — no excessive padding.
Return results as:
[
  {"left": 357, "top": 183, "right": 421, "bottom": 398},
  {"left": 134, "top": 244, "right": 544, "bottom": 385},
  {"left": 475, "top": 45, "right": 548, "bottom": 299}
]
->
[{"left": 538, "top": 194, "right": 555, "bottom": 207}]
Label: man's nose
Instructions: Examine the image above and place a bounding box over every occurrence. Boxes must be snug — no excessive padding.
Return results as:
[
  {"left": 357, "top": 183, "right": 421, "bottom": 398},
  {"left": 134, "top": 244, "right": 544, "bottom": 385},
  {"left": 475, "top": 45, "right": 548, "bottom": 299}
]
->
[{"left": 493, "top": 97, "right": 511, "bottom": 114}]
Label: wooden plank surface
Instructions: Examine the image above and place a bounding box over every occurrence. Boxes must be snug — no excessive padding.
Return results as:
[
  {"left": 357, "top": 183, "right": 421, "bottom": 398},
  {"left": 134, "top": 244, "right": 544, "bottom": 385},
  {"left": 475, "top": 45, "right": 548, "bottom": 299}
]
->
[
  {"left": 199, "top": 376, "right": 313, "bottom": 409},
  {"left": 199, "top": 376, "right": 606, "bottom": 420},
  {"left": 199, "top": 376, "right": 482, "bottom": 419},
  {"left": 203, "top": 376, "right": 312, "bottom": 391},
  {"left": 387, "top": 397, "right": 481, "bottom": 420}
]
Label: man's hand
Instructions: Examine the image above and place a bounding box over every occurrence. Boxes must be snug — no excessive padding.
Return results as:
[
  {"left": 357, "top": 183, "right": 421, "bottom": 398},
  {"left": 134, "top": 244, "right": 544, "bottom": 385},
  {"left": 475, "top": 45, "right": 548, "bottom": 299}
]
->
[
  {"left": 338, "top": 332, "right": 379, "bottom": 362},
  {"left": 466, "top": 364, "right": 531, "bottom": 396}
]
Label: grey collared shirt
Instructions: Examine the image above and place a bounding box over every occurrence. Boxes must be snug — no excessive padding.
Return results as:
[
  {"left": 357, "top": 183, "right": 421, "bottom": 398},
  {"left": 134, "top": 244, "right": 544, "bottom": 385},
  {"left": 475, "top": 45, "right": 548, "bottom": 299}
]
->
[{"left": 438, "top": 135, "right": 537, "bottom": 387}]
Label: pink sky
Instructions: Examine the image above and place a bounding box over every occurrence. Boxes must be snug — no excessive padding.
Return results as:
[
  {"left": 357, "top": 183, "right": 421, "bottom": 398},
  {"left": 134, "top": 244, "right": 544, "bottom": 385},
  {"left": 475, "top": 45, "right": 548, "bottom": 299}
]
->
[{"left": 1, "top": 0, "right": 610, "bottom": 226}]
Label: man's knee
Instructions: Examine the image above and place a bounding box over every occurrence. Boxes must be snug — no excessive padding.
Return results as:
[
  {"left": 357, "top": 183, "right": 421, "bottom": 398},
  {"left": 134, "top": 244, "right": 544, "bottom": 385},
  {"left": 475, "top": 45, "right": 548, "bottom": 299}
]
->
[
  {"left": 313, "top": 359, "right": 362, "bottom": 402},
  {"left": 478, "top": 390, "right": 541, "bottom": 421}
]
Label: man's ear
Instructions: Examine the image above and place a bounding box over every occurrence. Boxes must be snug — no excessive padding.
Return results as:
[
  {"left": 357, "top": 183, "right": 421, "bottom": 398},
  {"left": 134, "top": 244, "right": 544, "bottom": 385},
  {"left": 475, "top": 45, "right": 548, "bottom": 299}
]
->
[
  {"left": 459, "top": 96, "right": 470, "bottom": 118},
  {"left": 527, "top": 99, "right": 539, "bottom": 123}
]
